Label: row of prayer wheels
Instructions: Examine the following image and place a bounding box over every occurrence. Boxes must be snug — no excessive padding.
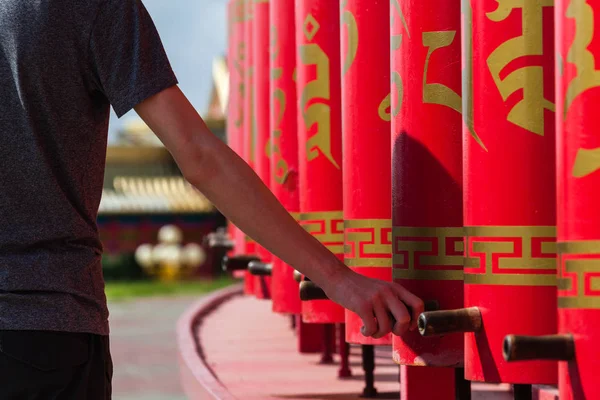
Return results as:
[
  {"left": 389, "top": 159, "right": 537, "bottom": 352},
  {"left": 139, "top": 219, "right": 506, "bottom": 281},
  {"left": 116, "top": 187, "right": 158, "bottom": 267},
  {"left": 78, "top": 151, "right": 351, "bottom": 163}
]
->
[{"left": 206, "top": 0, "right": 600, "bottom": 399}]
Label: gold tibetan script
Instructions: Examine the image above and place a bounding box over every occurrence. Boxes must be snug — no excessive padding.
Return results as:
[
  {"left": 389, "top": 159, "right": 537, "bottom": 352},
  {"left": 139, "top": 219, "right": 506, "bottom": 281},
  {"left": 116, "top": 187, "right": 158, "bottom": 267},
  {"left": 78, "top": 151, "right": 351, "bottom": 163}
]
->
[
  {"left": 422, "top": 31, "right": 461, "bottom": 114},
  {"left": 565, "top": 0, "right": 600, "bottom": 178},
  {"left": 486, "top": 0, "right": 555, "bottom": 135},
  {"left": 248, "top": 65, "right": 256, "bottom": 163},
  {"left": 341, "top": 0, "right": 358, "bottom": 76},
  {"left": 390, "top": 0, "right": 407, "bottom": 116},
  {"left": 390, "top": 0, "right": 409, "bottom": 47},
  {"left": 300, "top": 14, "right": 339, "bottom": 169},
  {"left": 268, "top": 25, "right": 290, "bottom": 184},
  {"left": 233, "top": 39, "right": 245, "bottom": 128},
  {"left": 463, "top": 1, "right": 488, "bottom": 151},
  {"left": 378, "top": 93, "right": 391, "bottom": 122}
]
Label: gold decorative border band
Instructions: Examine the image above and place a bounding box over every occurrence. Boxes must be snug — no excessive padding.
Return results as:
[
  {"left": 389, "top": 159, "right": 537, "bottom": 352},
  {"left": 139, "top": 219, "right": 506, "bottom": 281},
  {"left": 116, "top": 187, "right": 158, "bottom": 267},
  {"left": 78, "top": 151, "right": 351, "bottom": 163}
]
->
[
  {"left": 300, "top": 211, "right": 344, "bottom": 254},
  {"left": 464, "top": 226, "right": 556, "bottom": 286},
  {"left": 558, "top": 241, "right": 600, "bottom": 309},
  {"left": 344, "top": 219, "right": 392, "bottom": 267},
  {"left": 392, "top": 227, "right": 464, "bottom": 281}
]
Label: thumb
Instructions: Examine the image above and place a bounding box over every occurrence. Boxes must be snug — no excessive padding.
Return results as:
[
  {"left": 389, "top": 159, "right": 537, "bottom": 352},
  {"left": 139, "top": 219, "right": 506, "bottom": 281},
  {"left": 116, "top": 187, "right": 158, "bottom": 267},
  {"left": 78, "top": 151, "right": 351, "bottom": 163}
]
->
[{"left": 360, "top": 309, "right": 377, "bottom": 337}]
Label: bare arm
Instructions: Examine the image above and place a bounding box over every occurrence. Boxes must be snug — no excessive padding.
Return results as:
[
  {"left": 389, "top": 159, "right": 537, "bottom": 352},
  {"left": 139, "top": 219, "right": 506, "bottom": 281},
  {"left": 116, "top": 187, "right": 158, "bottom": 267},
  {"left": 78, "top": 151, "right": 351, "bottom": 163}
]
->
[{"left": 134, "top": 86, "right": 424, "bottom": 337}]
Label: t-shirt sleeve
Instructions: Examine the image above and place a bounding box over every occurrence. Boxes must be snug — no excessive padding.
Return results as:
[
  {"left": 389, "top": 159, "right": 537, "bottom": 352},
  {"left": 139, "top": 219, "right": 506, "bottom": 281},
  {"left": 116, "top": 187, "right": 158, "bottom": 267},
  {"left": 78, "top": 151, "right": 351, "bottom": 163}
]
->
[{"left": 89, "top": 0, "right": 178, "bottom": 118}]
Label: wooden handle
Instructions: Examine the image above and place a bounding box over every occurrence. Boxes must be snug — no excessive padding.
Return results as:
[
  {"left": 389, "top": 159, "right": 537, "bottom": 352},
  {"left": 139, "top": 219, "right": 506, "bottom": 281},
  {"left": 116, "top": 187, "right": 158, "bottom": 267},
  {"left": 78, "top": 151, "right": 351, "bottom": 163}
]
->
[{"left": 418, "top": 307, "right": 482, "bottom": 337}]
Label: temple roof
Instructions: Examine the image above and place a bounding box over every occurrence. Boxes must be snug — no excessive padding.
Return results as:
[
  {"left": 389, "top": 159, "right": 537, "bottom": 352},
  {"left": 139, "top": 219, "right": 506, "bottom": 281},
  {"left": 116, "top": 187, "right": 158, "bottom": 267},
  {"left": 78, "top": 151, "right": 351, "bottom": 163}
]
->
[{"left": 99, "top": 176, "right": 214, "bottom": 215}]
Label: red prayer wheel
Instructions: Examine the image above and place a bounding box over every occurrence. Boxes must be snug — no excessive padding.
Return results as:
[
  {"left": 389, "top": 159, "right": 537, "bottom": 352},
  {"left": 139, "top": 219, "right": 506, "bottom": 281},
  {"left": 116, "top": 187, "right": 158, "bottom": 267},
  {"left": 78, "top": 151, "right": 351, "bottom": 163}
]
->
[
  {"left": 341, "top": 0, "right": 392, "bottom": 345},
  {"left": 269, "top": 0, "right": 302, "bottom": 315},
  {"left": 462, "top": 0, "right": 557, "bottom": 384},
  {"left": 226, "top": 0, "right": 237, "bottom": 246},
  {"left": 295, "top": 0, "right": 345, "bottom": 323},
  {"left": 400, "top": 366, "right": 456, "bottom": 400},
  {"left": 556, "top": 1, "right": 600, "bottom": 398},
  {"left": 390, "top": 0, "right": 464, "bottom": 368},
  {"left": 252, "top": 0, "right": 272, "bottom": 300},
  {"left": 242, "top": 0, "right": 258, "bottom": 295},
  {"left": 229, "top": 0, "right": 249, "bottom": 278},
  {"left": 227, "top": 0, "right": 238, "bottom": 158}
]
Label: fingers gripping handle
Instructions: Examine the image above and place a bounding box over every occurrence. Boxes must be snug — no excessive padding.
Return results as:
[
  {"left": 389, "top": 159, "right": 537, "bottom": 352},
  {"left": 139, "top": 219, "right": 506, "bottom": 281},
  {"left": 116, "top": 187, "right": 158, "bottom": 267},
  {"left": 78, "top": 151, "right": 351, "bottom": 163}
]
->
[{"left": 298, "top": 278, "right": 439, "bottom": 328}]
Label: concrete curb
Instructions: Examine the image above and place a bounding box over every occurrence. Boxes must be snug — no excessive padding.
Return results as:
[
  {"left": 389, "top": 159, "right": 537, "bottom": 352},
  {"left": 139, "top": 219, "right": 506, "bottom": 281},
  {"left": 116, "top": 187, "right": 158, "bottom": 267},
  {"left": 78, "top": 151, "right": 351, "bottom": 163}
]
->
[{"left": 177, "top": 283, "right": 243, "bottom": 400}]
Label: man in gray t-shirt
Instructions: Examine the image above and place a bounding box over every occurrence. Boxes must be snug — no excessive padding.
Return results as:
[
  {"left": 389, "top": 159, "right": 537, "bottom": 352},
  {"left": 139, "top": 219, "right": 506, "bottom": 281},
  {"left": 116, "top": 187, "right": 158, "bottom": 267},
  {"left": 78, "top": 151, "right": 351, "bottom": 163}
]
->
[{"left": 0, "top": 0, "right": 422, "bottom": 397}]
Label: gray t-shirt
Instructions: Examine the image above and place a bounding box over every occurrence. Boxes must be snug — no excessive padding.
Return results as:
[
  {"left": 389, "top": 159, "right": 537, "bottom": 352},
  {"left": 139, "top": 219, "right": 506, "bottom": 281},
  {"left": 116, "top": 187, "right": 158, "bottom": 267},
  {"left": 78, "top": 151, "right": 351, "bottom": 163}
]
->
[{"left": 0, "top": 0, "right": 178, "bottom": 335}]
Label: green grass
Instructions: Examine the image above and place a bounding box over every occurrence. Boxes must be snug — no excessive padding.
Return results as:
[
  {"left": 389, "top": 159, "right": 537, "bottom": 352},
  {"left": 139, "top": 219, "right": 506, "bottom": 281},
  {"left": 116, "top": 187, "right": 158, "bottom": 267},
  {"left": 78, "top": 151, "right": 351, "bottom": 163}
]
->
[{"left": 105, "top": 276, "right": 237, "bottom": 302}]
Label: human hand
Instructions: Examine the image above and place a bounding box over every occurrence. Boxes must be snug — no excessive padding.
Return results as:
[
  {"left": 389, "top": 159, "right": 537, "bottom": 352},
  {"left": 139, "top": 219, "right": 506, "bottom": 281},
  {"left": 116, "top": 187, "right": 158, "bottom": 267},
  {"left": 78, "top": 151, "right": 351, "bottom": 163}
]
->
[{"left": 321, "top": 267, "right": 424, "bottom": 338}]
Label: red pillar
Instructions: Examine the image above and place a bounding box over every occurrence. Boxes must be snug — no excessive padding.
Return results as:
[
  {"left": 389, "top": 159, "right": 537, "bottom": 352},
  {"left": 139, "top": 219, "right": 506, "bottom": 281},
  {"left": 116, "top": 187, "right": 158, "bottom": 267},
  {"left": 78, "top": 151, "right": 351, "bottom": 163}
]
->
[
  {"left": 463, "top": 0, "right": 557, "bottom": 384},
  {"left": 242, "top": 0, "right": 257, "bottom": 295},
  {"left": 296, "top": 316, "right": 327, "bottom": 353},
  {"left": 226, "top": 0, "right": 237, "bottom": 247},
  {"left": 341, "top": 0, "right": 392, "bottom": 346},
  {"left": 556, "top": 0, "right": 600, "bottom": 398},
  {"left": 229, "top": 0, "right": 249, "bottom": 283},
  {"left": 390, "top": 0, "right": 464, "bottom": 371},
  {"left": 295, "top": 0, "right": 345, "bottom": 324},
  {"left": 269, "top": 0, "right": 302, "bottom": 315},
  {"left": 390, "top": 1, "right": 462, "bottom": 398},
  {"left": 400, "top": 366, "right": 456, "bottom": 400},
  {"left": 252, "top": 0, "right": 272, "bottom": 300}
]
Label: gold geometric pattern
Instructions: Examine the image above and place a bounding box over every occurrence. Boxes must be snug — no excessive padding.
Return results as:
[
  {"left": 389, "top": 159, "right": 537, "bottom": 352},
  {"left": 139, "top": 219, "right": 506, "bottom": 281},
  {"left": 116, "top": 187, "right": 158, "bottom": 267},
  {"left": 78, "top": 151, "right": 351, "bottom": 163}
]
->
[
  {"left": 464, "top": 226, "right": 557, "bottom": 286},
  {"left": 392, "top": 227, "right": 464, "bottom": 281},
  {"left": 558, "top": 241, "right": 600, "bottom": 309},
  {"left": 344, "top": 219, "right": 392, "bottom": 268},
  {"left": 300, "top": 211, "right": 344, "bottom": 254}
]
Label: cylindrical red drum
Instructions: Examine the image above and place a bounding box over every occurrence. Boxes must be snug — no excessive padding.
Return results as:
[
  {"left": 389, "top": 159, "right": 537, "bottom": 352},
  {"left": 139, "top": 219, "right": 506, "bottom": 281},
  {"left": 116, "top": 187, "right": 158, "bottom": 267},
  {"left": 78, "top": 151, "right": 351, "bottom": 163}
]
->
[
  {"left": 391, "top": 0, "right": 464, "bottom": 367},
  {"left": 400, "top": 366, "right": 456, "bottom": 400},
  {"left": 295, "top": 0, "right": 345, "bottom": 323},
  {"left": 270, "top": 0, "right": 302, "bottom": 314},
  {"left": 229, "top": 0, "right": 248, "bottom": 279},
  {"left": 226, "top": 0, "right": 237, "bottom": 245},
  {"left": 556, "top": 1, "right": 600, "bottom": 398},
  {"left": 242, "top": 0, "right": 258, "bottom": 295},
  {"left": 253, "top": 0, "right": 272, "bottom": 300},
  {"left": 463, "top": 0, "right": 557, "bottom": 383},
  {"left": 341, "top": 0, "right": 391, "bottom": 345}
]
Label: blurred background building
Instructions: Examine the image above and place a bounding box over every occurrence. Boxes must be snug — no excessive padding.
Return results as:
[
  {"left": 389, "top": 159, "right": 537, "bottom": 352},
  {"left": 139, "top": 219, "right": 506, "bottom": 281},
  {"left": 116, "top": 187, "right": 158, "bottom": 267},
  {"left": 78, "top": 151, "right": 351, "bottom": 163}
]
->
[{"left": 99, "top": 0, "right": 230, "bottom": 280}]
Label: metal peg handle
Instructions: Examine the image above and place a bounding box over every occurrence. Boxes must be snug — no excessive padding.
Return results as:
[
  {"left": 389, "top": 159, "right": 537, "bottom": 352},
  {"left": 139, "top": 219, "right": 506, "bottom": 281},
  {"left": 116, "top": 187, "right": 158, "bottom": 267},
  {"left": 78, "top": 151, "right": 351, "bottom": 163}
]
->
[
  {"left": 418, "top": 307, "right": 482, "bottom": 337},
  {"left": 503, "top": 334, "right": 575, "bottom": 362},
  {"left": 221, "top": 255, "right": 260, "bottom": 272},
  {"left": 248, "top": 261, "right": 273, "bottom": 276}
]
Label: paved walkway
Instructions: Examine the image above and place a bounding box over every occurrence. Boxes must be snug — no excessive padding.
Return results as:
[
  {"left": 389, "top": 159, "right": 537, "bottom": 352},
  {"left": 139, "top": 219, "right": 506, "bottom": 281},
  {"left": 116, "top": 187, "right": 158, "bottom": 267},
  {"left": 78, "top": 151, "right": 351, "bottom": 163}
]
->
[
  {"left": 198, "top": 296, "right": 513, "bottom": 400},
  {"left": 108, "top": 296, "right": 201, "bottom": 400}
]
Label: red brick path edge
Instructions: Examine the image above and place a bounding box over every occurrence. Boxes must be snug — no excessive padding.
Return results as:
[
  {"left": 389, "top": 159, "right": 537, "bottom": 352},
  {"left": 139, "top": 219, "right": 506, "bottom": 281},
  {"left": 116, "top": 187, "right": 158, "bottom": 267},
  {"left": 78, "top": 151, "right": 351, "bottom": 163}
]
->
[{"left": 177, "top": 283, "right": 244, "bottom": 400}]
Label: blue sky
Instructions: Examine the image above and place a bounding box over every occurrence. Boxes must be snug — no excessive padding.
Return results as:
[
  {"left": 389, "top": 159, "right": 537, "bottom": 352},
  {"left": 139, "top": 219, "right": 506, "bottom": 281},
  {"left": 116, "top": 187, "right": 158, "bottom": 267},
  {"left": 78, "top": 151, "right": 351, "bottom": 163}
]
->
[{"left": 108, "top": 0, "right": 228, "bottom": 143}]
